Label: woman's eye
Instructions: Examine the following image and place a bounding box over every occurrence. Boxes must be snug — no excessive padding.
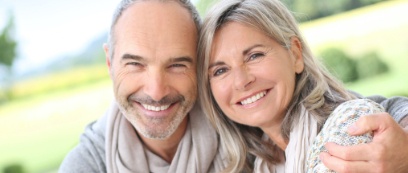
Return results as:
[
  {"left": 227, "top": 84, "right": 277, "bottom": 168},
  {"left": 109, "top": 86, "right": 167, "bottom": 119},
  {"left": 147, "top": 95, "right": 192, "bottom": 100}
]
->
[
  {"left": 247, "top": 53, "right": 264, "bottom": 62},
  {"left": 213, "top": 68, "right": 228, "bottom": 77}
]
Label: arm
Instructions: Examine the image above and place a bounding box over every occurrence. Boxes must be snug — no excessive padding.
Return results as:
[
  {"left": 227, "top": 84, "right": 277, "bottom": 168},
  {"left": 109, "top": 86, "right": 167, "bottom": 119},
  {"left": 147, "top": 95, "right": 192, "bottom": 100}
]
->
[
  {"left": 366, "top": 95, "right": 408, "bottom": 125},
  {"left": 320, "top": 95, "right": 408, "bottom": 173},
  {"left": 59, "top": 114, "right": 107, "bottom": 173},
  {"left": 307, "top": 99, "right": 383, "bottom": 172}
]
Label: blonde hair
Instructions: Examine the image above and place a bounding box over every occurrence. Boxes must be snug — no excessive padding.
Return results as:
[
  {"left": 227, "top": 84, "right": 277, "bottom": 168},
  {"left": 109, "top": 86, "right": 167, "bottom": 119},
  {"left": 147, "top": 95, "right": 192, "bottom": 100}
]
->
[{"left": 197, "top": 0, "right": 356, "bottom": 172}]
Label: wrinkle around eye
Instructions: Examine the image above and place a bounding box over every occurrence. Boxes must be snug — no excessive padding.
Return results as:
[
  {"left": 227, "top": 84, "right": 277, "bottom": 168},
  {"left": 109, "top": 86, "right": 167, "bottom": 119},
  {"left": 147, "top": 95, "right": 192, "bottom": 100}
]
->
[
  {"left": 123, "top": 61, "right": 145, "bottom": 72},
  {"left": 168, "top": 64, "right": 192, "bottom": 75},
  {"left": 245, "top": 51, "right": 267, "bottom": 63}
]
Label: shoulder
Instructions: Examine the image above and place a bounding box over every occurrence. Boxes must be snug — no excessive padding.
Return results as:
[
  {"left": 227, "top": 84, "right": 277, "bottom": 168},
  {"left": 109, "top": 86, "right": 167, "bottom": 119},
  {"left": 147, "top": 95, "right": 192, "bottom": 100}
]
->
[
  {"left": 323, "top": 99, "right": 384, "bottom": 132},
  {"left": 332, "top": 99, "right": 385, "bottom": 118}
]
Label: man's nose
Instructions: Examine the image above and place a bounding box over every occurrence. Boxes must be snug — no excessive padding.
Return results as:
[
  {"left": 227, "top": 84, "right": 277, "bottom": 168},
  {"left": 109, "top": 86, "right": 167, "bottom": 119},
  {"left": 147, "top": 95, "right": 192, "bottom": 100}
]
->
[{"left": 143, "top": 68, "right": 170, "bottom": 101}]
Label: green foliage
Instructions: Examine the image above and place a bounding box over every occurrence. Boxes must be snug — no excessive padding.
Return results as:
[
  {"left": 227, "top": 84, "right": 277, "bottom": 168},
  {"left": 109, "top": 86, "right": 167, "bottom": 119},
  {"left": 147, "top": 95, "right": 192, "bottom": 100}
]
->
[
  {"left": 0, "top": 15, "right": 17, "bottom": 68},
  {"left": 195, "top": 0, "right": 219, "bottom": 16},
  {"left": 355, "top": 52, "right": 388, "bottom": 79},
  {"left": 319, "top": 47, "right": 358, "bottom": 83},
  {"left": 319, "top": 47, "right": 390, "bottom": 83},
  {"left": 3, "top": 163, "right": 24, "bottom": 173},
  {"left": 281, "top": 0, "right": 386, "bottom": 22}
]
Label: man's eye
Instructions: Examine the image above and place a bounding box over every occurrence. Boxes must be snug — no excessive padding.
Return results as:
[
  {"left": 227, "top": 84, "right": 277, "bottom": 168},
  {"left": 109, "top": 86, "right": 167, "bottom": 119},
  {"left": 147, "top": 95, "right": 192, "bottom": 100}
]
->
[
  {"left": 126, "top": 62, "right": 142, "bottom": 66},
  {"left": 169, "top": 64, "right": 186, "bottom": 68}
]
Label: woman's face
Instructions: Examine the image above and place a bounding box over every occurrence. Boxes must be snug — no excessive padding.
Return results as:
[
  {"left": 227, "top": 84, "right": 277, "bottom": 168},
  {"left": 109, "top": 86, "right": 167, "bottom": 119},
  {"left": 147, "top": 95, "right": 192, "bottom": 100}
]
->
[{"left": 209, "top": 22, "right": 304, "bottom": 129}]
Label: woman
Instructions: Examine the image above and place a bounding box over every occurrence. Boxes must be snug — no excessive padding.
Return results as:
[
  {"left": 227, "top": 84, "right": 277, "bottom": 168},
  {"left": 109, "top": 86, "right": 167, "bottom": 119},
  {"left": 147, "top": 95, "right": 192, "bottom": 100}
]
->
[{"left": 197, "top": 0, "right": 385, "bottom": 172}]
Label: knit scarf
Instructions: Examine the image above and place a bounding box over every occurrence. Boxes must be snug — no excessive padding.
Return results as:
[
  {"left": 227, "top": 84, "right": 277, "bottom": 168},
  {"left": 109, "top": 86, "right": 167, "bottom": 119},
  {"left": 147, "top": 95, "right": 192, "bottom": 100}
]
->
[
  {"left": 105, "top": 102, "right": 226, "bottom": 173},
  {"left": 254, "top": 106, "right": 318, "bottom": 173}
]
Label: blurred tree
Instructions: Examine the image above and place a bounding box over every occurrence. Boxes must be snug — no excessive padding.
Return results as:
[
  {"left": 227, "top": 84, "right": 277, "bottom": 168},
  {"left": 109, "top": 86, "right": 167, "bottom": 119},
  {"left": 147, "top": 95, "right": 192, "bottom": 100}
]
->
[
  {"left": 3, "top": 163, "right": 24, "bottom": 173},
  {"left": 355, "top": 52, "right": 388, "bottom": 79},
  {"left": 195, "top": 0, "right": 387, "bottom": 21},
  {"left": 281, "top": 0, "right": 387, "bottom": 22},
  {"left": 0, "top": 15, "right": 17, "bottom": 102},
  {"left": 195, "top": 0, "right": 219, "bottom": 16},
  {"left": 0, "top": 15, "right": 17, "bottom": 70},
  {"left": 319, "top": 47, "right": 358, "bottom": 83}
]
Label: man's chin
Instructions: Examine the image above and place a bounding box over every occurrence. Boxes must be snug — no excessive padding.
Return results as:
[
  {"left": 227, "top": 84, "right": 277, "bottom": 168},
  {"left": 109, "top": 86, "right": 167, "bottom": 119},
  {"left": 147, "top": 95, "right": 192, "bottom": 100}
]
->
[{"left": 137, "top": 126, "right": 174, "bottom": 140}]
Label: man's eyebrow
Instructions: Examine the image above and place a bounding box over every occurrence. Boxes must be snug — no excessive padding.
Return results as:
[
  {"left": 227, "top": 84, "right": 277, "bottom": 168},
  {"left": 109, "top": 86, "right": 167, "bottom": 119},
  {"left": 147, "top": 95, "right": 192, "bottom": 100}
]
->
[
  {"left": 120, "top": 54, "right": 144, "bottom": 62},
  {"left": 169, "top": 56, "right": 194, "bottom": 64}
]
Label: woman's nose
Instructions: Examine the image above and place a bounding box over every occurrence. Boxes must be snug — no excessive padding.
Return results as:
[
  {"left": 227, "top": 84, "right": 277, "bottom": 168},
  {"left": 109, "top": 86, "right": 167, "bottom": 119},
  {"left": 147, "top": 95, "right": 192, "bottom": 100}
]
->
[{"left": 233, "top": 66, "right": 255, "bottom": 91}]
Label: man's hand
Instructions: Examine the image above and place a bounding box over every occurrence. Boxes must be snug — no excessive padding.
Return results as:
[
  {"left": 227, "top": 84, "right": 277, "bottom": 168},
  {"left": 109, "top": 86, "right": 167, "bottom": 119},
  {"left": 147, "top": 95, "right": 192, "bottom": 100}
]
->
[{"left": 319, "top": 113, "right": 408, "bottom": 173}]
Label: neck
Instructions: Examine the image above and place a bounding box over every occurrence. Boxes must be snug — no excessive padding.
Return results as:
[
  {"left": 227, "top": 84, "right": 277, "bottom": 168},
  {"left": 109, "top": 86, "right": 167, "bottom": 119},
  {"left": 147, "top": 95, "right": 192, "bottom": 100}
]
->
[
  {"left": 261, "top": 122, "right": 288, "bottom": 150},
  {"left": 137, "top": 116, "right": 189, "bottom": 163}
]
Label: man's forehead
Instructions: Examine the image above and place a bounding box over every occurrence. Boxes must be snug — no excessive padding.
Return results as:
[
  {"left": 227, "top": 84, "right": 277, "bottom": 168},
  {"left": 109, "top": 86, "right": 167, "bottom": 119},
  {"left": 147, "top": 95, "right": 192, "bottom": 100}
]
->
[
  {"left": 112, "top": 1, "right": 197, "bottom": 58},
  {"left": 113, "top": 1, "right": 197, "bottom": 41},
  {"left": 116, "top": 1, "right": 195, "bottom": 29}
]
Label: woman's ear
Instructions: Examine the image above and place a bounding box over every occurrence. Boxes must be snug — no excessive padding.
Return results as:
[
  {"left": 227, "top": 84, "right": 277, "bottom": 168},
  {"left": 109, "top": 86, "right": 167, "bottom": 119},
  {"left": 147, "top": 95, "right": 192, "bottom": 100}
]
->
[{"left": 290, "top": 37, "right": 304, "bottom": 74}]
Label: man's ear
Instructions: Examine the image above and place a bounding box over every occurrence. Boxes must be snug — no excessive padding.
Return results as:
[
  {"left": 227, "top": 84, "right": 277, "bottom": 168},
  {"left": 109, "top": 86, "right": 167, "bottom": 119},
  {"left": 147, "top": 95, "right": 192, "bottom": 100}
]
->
[
  {"left": 103, "top": 43, "right": 113, "bottom": 78},
  {"left": 290, "top": 37, "right": 304, "bottom": 74}
]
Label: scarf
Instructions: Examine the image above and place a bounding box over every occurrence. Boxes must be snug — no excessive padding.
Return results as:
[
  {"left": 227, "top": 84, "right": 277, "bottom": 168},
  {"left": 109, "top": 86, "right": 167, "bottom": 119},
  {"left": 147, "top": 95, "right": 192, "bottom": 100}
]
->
[
  {"left": 254, "top": 106, "right": 318, "bottom": 173},
  {"left": 105, "top": 102, "right": 226, "bottom": 173}
]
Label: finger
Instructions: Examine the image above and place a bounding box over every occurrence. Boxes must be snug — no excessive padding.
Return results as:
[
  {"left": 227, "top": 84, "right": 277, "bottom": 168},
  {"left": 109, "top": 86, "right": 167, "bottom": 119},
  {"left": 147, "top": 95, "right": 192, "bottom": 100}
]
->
[
  {"left": 324, "top": 142, "right": 373, "bottom": 161},
  {"left": 348, "top": 113, "right": 392, "bottom": 136},
  {"left": 400, "top": 116, "right": 408, "bottom": 128},
  {"left": 320, "top": 152, "right": 370, "bottom": 173}
]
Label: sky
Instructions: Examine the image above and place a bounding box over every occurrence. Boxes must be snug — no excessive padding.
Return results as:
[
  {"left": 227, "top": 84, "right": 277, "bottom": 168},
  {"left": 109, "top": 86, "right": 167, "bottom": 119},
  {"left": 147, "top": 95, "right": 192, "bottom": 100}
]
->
[{"left": 0, "top": 0, "right": 121, "bottom": 76}]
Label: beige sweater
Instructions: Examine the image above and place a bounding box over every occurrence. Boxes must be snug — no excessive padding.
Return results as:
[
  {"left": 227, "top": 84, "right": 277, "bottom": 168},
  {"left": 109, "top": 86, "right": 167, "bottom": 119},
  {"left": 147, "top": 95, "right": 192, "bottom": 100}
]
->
[{"left": 59, "top": 102, "right": 227, "bottom": 173}]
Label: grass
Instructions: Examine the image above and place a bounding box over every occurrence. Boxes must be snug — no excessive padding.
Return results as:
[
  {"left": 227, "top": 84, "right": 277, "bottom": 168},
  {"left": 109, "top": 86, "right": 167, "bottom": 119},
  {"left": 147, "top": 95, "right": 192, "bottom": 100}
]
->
[
  {"left": 0, "top": 79, "right": 113, "bottom": 173},
  {"left": 300, "top": 0, "right": 408, "bottom": 97},
  {"left": 1, "top": 0, "right": 408, "bottom": 172},
  {"left": 8, "top": 64, "right": 109, "bottom": 100}
]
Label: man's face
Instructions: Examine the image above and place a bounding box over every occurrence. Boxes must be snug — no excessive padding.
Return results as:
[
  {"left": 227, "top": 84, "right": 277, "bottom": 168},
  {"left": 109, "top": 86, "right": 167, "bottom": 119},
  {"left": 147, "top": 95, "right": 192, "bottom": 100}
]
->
[{"left": 105, "top": 1, "right": 198, "bottom": 140}]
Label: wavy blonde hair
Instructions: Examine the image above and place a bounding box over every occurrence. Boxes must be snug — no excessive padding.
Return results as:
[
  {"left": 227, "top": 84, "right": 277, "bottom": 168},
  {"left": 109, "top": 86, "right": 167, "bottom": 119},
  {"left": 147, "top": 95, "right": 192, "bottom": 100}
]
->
[{"left": 197, "top": 0, "right": 356, "bottom": 172}]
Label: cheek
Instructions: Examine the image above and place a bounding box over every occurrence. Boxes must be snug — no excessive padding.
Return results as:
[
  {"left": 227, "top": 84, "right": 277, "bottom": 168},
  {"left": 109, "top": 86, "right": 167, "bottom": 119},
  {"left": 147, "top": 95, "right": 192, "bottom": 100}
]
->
[
  {"left": 210, "top": 81, "right": 229, "bottom": 107},
  {"left": 112, "top": 69, "right": 137, "bottom": 96},
  {"left": 171, "top": 71, "right": 197, "bottom": 97}
]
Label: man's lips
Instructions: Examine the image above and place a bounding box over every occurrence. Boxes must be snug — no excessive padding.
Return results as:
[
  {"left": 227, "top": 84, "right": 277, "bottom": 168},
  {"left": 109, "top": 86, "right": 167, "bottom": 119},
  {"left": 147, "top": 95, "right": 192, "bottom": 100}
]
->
[
  {"left": 132, "top": 101, "right": 178, "bottom": 118},
  {"left": 141, "top": 103, "right": 171, "bottom": 111}
]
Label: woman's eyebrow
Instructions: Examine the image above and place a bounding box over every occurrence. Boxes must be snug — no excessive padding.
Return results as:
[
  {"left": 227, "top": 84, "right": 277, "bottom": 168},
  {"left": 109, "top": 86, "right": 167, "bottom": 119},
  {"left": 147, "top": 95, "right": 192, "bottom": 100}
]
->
[
  {"left": 242, "top": 44, "right": 264, "bottom": 55},
  {"left": 209, "top": 61, "right": 225, "bottom": 69}
]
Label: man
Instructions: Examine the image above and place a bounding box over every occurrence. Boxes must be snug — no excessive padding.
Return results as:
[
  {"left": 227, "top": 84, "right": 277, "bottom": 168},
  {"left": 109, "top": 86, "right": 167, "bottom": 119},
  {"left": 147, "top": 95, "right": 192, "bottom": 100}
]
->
[
  {"left": 60, "top": 0, "right": 225, "bottom": 172},
  {"left": 60, "top": 0, "right": 408, "bottom": 172}
]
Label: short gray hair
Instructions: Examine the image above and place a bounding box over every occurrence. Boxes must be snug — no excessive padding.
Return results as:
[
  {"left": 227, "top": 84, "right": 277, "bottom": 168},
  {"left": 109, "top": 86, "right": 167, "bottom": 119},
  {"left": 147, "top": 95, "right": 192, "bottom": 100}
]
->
[{"left": 107, "top": 0, "right": 201, "bottom": 59}]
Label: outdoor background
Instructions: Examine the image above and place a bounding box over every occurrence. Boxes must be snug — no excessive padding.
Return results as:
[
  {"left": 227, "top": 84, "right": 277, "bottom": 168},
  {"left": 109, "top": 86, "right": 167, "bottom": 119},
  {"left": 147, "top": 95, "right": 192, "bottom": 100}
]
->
[{"left": 1, "top": 0, "right": 407, "bottom": 172}]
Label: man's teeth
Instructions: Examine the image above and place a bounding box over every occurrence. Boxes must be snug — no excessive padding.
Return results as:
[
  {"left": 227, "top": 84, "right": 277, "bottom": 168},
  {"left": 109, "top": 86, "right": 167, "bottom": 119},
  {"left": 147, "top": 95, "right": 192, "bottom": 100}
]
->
[
  {"left": 142, "top": 104, "right": 170, "bottom": 111},
  {"left": 241, "top": 91, "right": 266, "bottom": 105}
]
